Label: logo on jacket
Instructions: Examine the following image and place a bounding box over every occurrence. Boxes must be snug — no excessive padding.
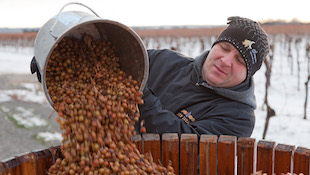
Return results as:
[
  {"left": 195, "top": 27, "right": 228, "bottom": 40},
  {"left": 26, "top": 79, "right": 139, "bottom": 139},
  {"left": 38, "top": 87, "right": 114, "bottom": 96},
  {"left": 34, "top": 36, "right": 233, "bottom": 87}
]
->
[{"left": 177, "top": 109, "right": 196, "bottom": 124}]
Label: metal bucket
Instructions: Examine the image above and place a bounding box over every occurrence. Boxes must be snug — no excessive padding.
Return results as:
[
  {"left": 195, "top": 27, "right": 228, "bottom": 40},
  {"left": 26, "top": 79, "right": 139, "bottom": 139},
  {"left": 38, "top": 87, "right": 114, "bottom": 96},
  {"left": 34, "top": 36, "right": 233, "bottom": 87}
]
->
[{"left": 33, "top": 3, "right": 149, "bottom": 107}]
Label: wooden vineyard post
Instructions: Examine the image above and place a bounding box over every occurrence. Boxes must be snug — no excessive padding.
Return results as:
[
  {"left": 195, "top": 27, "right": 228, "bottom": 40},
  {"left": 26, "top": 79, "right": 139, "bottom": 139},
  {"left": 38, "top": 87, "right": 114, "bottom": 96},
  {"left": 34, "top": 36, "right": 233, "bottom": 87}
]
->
[
  {"left": 180, "top": 134, "right": 198, "bottom": 175},
  {"left": 33, "top": 149, "right": 53, "bottom": 175},
  {"left": 256, "top": 140, "right": 275, "bottom": 175},
  {"left": 132, "top": 134, "right": 143, "bottom": 153},
  {"left": 19, "top": 152, "right": 37, "bottom": 175},
  {"left": 142, "top": 133, "right": 161, "bottom": 164},
  {"left": 293, "top": 146, "right": 310, "bottom": 174},
  {"left": 274, "top": 144, "right": 295, "bottom": 174},
  {"left": 237, "top": 137, "right": 255, "bottom": 175},
  {"left": 0, "top": 162, "right": 8, "bottom": 175},
  {"left": 2, "top": 157, "right": 22, "bottom": 175},
  {"left": 162, "top": 133, "right": 179, "bottom": 175},
  {"left": 218, "top": 135, "right": 236, "bottom": 175},
  {"left": 199, "top": 135, "right": 217, "bottom": 175}
]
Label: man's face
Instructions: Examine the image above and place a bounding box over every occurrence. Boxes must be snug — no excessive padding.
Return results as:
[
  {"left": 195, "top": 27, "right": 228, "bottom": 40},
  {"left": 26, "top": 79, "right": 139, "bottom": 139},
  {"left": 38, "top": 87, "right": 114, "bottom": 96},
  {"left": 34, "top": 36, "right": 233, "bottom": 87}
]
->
[{"left": 202, "top": 41, "right": 247, "bottom": 88}]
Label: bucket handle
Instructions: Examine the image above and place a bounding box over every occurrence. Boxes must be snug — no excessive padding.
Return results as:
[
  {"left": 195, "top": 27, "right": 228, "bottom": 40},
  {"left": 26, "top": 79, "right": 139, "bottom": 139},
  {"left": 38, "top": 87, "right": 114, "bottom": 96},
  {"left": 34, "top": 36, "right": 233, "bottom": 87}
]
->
[{"left": 50, "top": 2, "right": 101, "bottom": 40}]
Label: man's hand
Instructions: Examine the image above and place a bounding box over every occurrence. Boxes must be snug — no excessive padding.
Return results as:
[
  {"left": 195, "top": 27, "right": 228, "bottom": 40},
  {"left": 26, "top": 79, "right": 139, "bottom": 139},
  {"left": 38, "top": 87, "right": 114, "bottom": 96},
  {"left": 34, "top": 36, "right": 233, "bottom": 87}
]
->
[{"left": 30, "top": 56, "right": 42, "bottom": 83}]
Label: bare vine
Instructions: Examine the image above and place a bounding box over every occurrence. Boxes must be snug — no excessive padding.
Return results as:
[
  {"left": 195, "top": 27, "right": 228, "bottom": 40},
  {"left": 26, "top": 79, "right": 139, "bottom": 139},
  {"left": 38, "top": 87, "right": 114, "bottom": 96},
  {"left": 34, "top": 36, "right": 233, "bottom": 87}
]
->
[
  {"left": 304, "top": 43, "right": 310, "bottom": 119},
  {"left": 262, "top": 43, "right": 276, "bottom": 139},
  {"left": 295, "top": 38, "right": 302, "bottom": 91}
]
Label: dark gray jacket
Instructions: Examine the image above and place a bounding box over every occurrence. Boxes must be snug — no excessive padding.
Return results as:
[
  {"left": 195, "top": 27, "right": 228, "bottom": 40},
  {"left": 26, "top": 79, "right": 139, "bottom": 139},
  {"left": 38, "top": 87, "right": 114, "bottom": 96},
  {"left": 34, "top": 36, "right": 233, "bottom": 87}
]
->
[{"left": 138, "top": 49, "right": 256, "bottom": 137}]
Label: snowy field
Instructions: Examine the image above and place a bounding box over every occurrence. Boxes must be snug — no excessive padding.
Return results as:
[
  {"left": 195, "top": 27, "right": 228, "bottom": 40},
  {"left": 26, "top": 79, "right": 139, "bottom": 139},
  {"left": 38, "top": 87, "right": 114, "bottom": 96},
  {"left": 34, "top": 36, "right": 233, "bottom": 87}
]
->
[{"left": 0, "top": 34, "right": 310, "bottom": 149}]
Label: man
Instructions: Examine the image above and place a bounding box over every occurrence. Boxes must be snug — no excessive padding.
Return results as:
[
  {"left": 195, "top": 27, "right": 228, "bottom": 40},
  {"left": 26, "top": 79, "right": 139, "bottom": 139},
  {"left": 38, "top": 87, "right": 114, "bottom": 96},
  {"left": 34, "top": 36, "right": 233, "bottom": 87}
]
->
[{"left": 137, "top": 16, "right": 269, "bottom": 137}]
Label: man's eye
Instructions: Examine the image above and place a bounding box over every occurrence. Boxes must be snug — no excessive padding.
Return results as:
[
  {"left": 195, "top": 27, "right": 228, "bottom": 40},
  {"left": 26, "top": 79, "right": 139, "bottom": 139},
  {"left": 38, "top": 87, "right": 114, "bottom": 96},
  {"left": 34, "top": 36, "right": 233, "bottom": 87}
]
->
[
  {"left": 221, "top": 46, "right": 229, "bottom": 51},
  {"left": 236, "top": 57, "right": 245, "bottom": 65}
]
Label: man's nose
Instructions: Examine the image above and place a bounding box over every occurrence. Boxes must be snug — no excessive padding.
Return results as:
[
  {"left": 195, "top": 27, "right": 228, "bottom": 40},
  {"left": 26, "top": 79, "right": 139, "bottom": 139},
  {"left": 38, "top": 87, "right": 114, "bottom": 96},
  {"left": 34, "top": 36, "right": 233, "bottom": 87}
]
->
[{"left": 221, "top": 53, "right": 234, "bottom": 67}]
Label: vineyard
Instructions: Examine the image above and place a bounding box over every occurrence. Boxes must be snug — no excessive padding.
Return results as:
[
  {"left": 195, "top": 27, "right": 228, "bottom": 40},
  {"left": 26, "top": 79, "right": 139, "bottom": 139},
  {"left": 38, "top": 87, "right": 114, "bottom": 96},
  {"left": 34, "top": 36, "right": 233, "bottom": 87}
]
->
[
  {"left": 0, "top": 23, "right": 310, "bottom": 175},
  {"left": 2, "top": 23, "right": 310, "bottom": 45},
  {"left": 0, "top": 23, "right": 310, "bottom": 146}
]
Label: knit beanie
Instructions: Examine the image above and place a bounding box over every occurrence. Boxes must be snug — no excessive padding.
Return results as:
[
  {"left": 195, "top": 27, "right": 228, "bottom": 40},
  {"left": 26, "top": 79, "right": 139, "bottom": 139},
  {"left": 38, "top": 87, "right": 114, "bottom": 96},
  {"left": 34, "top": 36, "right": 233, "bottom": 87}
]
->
[{"left": 213, "top": 16, "right": 269, "bottom": 78}]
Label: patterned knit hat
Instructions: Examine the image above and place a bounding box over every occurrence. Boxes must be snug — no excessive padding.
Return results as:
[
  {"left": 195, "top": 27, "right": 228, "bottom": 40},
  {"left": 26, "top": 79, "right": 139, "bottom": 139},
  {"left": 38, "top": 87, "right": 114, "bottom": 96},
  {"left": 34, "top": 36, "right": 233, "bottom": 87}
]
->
[{"left": 213, "top": 16, "right": 269, "bottom": 78}]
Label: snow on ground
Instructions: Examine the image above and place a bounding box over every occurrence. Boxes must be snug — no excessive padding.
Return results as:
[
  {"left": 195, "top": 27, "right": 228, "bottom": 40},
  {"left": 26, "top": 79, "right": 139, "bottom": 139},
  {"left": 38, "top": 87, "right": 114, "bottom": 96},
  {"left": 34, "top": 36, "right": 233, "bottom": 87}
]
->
[
  {"left": 0, "top": 89, "right": 48, "bottom": 104},
  {"left": 11, "top": 106, "right": 47, "bottom": 128},
  {"left": 0, "top": 47, "right": 33, "bottom": 74},
  {"left": 1, "top": 36, "right": 310, "bottom": 148},
  {"left": 251, "top": 36, "right": 310, "bottom": 148},
  {"left": 35, "top": 132, "right": 62, "bottom": 142}
]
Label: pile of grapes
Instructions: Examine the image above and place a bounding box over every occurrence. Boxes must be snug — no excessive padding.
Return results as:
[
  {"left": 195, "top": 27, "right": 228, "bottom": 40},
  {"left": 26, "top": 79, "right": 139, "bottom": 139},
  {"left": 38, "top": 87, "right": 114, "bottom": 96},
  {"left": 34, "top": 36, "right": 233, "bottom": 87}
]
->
[{"left": 46, "top": 34, "right": 174, "bottom": 175}]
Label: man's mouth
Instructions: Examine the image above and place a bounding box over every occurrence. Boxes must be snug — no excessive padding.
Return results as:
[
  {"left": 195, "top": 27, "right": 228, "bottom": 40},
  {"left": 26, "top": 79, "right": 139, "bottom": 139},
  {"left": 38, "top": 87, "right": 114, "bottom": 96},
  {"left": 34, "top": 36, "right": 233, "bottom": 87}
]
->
[{"left": 214, "top": 65, "right": 227, "bottom": 75}]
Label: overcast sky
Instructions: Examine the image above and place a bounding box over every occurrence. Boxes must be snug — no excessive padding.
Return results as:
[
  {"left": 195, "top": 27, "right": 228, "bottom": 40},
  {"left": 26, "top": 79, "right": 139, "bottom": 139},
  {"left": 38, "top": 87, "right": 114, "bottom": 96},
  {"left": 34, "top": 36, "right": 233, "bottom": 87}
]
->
[{"left": 0, "top": 0, "right": 309, "bottom": 28}]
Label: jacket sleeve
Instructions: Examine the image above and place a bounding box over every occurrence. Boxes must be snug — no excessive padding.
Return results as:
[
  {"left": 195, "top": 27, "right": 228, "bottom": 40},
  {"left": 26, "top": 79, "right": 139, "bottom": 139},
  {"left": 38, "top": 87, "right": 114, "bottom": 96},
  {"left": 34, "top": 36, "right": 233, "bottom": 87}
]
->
[{"left": 139, "top": 87, "right": 255, "bottom": 137}]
